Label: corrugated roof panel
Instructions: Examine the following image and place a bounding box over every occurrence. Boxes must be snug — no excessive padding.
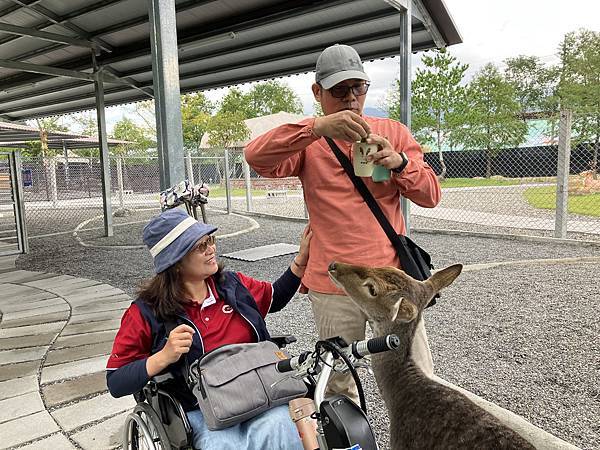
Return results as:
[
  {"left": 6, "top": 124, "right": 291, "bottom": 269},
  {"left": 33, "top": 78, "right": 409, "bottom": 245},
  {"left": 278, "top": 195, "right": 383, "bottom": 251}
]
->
[{"left": 0, "top": 0, "right": 462, "bottom": 120}]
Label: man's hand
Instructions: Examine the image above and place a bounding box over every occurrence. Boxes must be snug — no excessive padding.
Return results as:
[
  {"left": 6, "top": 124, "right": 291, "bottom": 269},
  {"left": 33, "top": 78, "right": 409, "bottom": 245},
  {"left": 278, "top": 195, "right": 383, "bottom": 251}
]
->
[
  {"left": 160, "top": 324, "right": 195, "bottom": 365},
  {"left": 313, "top": 111, "right": 371, "bottom": 142},
  {"left": 367, "top": 134, "right": 404, "bottom": 170}
]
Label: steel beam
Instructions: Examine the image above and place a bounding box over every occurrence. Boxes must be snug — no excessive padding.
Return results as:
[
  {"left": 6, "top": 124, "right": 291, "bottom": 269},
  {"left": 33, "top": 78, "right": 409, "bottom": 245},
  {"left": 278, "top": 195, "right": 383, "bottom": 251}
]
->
[
  {"left": 412, "top": 0, "right": 446, "bottom": 49},
  {"left": 9, "top": 0, "right": 113, "bottom": 52},
  {"left": 5, "top": 42, "right": 412, "bottom": 119},
  {"left": 0, "top": 58, "right": 97, "bottom": 81},
  {"left": 398, "top": 2, "right": 412, "bottom": 234},
  {"left": 0, "top": 29, "right": 405, "bottom": 114},
  {"left": 92, "top": 61, "right": 113, "bottom": 237},
  {"left": 147, "top": 0, "right": 185, "bottom": 190},
  {"left": 0, "top": 22, "right": 98, "bottom": 48},
  {"left": 0, "top": 0, "right": 124, "bottom": 48}
]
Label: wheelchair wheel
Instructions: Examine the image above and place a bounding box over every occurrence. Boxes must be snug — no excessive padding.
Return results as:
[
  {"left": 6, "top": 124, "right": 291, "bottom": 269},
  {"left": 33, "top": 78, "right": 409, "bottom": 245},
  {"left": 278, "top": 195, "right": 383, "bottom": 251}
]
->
[{"left": 123, "top": 403, "right": 172, "bottom": 450}]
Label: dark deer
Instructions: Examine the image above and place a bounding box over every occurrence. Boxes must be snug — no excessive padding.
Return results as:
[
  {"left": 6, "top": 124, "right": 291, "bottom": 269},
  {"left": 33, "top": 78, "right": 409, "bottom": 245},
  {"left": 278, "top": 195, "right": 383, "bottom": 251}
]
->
[{"left": 328, "top": 261, "right": 535, "bottom": 450}]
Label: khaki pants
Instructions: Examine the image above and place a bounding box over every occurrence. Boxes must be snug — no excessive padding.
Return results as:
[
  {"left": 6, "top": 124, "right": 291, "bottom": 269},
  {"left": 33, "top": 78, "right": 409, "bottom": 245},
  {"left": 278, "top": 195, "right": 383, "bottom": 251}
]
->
[{"left": 309, "top": 290, "right": 433, "bottom": 405}]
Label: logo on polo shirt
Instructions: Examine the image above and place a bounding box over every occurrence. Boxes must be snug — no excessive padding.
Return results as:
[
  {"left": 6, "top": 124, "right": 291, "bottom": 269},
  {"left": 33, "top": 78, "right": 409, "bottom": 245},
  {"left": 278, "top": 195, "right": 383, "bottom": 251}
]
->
[{"left": 222, "top": 305, "right": 233, "bottom": 314}]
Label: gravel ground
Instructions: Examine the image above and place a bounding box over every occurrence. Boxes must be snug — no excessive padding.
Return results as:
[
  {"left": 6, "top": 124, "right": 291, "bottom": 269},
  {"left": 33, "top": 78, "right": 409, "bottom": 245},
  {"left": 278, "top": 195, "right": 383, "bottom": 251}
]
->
[{"left": 17, "top": 210, "right": 600, "bottom": 450}]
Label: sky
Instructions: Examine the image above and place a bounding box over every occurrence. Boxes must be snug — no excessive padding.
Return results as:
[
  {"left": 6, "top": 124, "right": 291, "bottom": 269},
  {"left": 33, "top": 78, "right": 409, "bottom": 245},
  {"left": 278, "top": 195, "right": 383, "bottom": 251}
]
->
[{"left": 102, "top": 0, "right": 600, "bottom": 131}]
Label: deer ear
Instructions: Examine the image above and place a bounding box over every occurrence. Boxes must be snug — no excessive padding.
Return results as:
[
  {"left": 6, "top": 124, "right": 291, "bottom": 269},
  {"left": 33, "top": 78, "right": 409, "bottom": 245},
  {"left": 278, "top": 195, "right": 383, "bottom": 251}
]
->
[
  {"left": 391, "top": 298, "right": 418, "bottom": 323},
  {"left": 427, "top": 264, "right": 463, "bottom": 294}
]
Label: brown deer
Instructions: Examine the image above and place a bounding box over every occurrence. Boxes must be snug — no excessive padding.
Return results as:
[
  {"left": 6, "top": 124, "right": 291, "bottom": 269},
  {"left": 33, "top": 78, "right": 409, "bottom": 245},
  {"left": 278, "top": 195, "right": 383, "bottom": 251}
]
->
[{"left": 328, "top": 261, "right": 535, "bottom": 450}]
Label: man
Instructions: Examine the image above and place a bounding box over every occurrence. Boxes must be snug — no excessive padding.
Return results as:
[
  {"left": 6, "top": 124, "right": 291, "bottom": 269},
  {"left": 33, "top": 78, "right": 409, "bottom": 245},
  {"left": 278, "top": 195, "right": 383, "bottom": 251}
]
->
[{"left": 245, "top": 44, "right": 440, "bottom": 403}]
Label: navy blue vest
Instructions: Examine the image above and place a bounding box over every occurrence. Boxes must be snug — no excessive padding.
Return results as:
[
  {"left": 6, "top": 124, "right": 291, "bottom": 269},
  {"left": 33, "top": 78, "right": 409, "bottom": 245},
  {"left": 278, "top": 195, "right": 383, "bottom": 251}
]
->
[{"left": 135, "top": 271, "right": 272, "bottom": 410}]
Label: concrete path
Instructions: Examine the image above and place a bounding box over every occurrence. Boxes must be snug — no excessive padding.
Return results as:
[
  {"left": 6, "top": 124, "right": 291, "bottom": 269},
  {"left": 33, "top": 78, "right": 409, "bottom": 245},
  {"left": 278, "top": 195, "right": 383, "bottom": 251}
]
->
[
  {"left": 0, "top": 262, "right": 133, "bottom": 449},
  {"left": 0, "top": 256, "right": 584, "bottom": 450}
]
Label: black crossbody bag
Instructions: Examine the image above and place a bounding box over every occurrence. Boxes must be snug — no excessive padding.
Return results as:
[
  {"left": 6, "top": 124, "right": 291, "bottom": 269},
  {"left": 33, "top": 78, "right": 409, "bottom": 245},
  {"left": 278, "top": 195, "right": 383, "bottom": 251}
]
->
[{"left": 325, "top": 137, "right": 438, "bottom": 307}]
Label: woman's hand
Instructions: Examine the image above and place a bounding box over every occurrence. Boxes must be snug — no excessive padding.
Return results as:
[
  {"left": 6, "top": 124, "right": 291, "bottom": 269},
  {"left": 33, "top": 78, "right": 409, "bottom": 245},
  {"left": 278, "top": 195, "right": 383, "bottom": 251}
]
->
[
  {"left": 146, "top": 324, "right": 195, "bottom": 377},
  {"left": 291, "top": 224, "right": 312, "bottom": 277}
]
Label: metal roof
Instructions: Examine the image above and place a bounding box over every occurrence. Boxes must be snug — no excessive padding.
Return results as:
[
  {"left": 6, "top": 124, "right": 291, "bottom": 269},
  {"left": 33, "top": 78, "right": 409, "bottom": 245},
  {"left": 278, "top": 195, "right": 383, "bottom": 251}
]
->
[
  {"left": 0, "top": 121, "right": 130, "bottom": 148},
  {"left": 0, "top": 0, "right": 462, "bottom": 121}
]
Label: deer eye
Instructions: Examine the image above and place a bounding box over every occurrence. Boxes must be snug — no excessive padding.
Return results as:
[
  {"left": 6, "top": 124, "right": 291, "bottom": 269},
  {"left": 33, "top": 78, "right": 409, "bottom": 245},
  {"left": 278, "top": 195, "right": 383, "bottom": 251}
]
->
[{"left": 363, "top": 281, "right": 377, "bottom": 297}]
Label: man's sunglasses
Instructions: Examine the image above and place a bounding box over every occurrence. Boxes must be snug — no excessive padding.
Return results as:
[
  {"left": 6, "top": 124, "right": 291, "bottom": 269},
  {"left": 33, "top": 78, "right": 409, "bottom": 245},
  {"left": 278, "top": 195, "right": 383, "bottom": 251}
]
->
[
  {"left": 193, "top": 235, "right": 216, "bottom": 253},
  {"left": 328, "top": 82, "right": 370, "bottom": 99}
]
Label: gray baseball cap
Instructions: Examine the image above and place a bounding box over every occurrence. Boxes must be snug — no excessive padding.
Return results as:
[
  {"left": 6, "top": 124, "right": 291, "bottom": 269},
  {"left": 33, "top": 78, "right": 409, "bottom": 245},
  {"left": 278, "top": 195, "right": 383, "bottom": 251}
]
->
[{"left": 315, "top": 44, "right": 370, "bottom": 90}]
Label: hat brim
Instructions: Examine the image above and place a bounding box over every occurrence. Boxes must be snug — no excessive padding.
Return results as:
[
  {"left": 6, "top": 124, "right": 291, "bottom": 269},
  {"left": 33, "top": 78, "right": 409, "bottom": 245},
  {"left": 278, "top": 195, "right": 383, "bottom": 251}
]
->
[
  {"left": 319, "top": 70, "right": 370, "bottom": 90},
  {"left": 154, "top": 222, "right": 217, "bottom": 273}
]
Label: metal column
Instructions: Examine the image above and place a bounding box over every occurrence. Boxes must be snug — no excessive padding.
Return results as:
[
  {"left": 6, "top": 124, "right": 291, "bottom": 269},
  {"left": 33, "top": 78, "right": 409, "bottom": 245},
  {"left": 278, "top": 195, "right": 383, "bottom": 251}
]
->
[
  {"left": 93, "top": 58, "right": 114, "bottom": 237},
  {"left": 398, "top": 2, "right": 412, "bottom": 235},
  {"left": 555, "top": 109, "right": 572, "bottom": 238},
  {"left": 9, "top": 151, "right": 28, "bottom": 254},
  {"left": 147, "top": 0, "right": 185, "bottom": 190}
]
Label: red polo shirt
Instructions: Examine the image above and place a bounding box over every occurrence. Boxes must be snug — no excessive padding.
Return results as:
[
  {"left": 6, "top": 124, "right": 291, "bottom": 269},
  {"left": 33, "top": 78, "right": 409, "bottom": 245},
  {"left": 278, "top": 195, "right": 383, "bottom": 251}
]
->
[{"left": 107, "top": 273, "right": 273, "bottom": 370}]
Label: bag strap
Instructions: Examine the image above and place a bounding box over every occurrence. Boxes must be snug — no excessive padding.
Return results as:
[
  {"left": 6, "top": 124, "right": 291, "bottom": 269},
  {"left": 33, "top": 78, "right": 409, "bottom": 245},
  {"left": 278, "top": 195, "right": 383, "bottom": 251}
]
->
[{"left": 325, "top": 137, "right": 424, "bottom": 279}]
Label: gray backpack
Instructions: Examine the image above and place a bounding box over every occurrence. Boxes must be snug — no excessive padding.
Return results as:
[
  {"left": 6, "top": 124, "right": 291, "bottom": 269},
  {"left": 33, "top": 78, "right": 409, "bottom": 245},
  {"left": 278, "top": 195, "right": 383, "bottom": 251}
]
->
[{"left": 189, "top": 340, "right": 308, "bottom": 430}]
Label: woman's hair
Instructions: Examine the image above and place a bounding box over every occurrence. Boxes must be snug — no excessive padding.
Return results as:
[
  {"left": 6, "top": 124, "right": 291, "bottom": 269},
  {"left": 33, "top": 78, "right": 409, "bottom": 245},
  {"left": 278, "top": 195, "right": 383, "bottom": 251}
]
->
[{"left": 137, "top": 261, "right": 225, "bottom": 321}]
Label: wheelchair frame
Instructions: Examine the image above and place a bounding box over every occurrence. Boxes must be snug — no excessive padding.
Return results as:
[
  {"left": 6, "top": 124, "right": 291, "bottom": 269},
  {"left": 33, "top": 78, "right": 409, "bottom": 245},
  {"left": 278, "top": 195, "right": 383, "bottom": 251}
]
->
[{"left": 123, "top": 374, "right": 194, "bottom": 450}]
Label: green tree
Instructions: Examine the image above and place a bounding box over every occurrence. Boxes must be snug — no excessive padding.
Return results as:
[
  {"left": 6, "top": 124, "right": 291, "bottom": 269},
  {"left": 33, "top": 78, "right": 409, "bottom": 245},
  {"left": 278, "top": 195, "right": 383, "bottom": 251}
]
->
[
  {"left": 206, "top": 112, "right": 250, "bottom": 148},
  {"left": 388, "top": 49, "right": 468, "bottom": 179},
  {"left": 313, "top": 101, "right": 324, "bottom": 117},
  {"left": 451, "top": 64, "right": 527, "bottom": 178},
  {"left": 558, "top": 29, "right": 600, "bottom": 176},
  {"left": 504, "top": 56, "right": 561, "bottom": 144},
  {"left": 23, "top": 117, "right": 69, "bottom": 157},
  {"left": 112, "top": 117, "right": 154, "bottom": 155},
  {"left": 504, "top": 56, "right": 548, "bottom": 121},
  {"left": 218, "top": 81, "right": 303, "bottom": 119},
  {"left": 70, "top": 111, "right": 97, "bottom": 137},
  {"left": 181, "top": 92, "right": 214, "bottom": 152}
]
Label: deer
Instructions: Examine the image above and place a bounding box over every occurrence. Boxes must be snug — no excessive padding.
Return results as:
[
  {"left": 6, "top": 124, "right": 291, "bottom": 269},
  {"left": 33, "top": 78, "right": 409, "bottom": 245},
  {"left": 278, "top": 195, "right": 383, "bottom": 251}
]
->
[{"left": 328, "top": 261, "right": 536, "bottom": 450}]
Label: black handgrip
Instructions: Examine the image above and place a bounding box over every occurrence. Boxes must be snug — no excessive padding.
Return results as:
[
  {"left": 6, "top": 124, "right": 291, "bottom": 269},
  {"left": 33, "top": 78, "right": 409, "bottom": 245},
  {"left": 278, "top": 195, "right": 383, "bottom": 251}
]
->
[
  {"left": 276, "top": 351, "right": 311, "bottom": 373},
  {"left": 276, "top": 358, "right": 293, "bottom": 373},
  {"left": 367, "top": 334, "right": 400, "bottom": 354},
  {"left": 350, "top": 334, "right": 400, "bottom": 358}
]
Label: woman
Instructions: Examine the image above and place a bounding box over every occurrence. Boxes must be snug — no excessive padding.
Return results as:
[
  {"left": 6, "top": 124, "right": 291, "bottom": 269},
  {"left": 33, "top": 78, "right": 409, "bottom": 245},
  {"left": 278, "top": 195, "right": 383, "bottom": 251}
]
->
[{"left": 106, "top": 208, "right": 311, "bottom": 450}]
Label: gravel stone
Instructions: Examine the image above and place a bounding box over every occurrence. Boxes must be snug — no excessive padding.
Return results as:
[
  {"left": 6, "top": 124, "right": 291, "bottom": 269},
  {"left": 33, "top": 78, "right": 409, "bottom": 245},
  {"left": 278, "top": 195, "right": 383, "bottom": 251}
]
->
[{"left": 16, "top": 210, "right": 600, "bottom": 450}]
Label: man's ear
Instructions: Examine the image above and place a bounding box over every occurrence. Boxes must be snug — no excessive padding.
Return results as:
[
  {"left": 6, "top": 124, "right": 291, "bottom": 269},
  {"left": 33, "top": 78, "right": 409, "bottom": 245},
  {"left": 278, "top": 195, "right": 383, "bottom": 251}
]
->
[
  {"left": 311, "top": 83, "right": 322, "bottom": 102},
  {"left": 391, "top": 298, "right": 418, "bottom": 323}
]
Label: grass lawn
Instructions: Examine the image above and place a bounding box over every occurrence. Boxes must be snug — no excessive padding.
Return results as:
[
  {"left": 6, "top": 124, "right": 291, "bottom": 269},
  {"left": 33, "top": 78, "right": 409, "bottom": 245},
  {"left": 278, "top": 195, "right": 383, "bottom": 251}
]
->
[
  {"left": 523, "top": 186, "right": 600, "bottom": 217},
  {"left": 440, "top": 177, "right": 525, "bottom": 188},
  {"left": 209, "top": 187, "right": 267, "bottom": 197}
]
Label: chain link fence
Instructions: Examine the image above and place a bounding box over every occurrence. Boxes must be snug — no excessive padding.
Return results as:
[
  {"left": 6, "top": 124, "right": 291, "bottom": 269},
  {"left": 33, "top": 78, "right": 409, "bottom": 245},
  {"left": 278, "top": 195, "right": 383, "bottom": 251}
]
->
[
  {"left": 14, "top": 109, "right": 600, "bottom": 242},
  {"left": 413, "top": 109, "right": 600, "bottom": 240}
]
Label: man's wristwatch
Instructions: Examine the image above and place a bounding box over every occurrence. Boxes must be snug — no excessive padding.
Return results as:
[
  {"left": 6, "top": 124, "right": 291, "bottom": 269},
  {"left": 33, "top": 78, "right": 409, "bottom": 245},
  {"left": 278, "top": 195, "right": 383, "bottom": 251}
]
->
[{"left": 391, "top": 152, "right": 409, "bottom": 174}]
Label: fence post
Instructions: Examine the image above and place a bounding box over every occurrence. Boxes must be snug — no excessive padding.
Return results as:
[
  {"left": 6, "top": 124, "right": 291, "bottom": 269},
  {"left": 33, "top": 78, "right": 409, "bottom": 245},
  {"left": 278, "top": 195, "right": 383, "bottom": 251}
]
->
[
  {"left": 242, "top": 157, "right": 253, "bottom": 212},
  {"left": 555, "top": 109, "right": 572, "bottom": 238},
  {"left": 185, "top": 151, "right": 195, "bottom": 185},
  {"left": 223, "top": 149, "right": 232, "bottom": 214},
  {"left": 48, "top": 156, "right": 58, "bottom": 207},
  {"left": 117, "top": 156, "right": 125, "bottom": 208}
]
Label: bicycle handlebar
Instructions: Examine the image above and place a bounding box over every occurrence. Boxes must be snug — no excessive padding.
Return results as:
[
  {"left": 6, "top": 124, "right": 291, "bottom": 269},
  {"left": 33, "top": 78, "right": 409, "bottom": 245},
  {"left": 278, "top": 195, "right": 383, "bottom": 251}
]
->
[
  {"left": 276, "top": 350, "right": 312, "bottom": 373},
  {"left": 276, "top": 334, "right": 400, "bottom": 373}
]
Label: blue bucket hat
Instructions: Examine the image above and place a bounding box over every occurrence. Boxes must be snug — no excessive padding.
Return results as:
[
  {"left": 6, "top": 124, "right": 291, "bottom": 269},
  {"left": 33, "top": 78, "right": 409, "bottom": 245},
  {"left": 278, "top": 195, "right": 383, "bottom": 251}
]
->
[{"left": 143, "top": 208, "right": 217, "bottom": 273}]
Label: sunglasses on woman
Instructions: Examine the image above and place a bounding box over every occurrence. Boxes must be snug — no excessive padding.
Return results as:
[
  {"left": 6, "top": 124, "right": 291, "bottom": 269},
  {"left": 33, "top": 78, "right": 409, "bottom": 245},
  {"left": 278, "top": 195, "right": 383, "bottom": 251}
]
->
[{"left": 193, "top": 235, "right": 216, "bottom": 253}]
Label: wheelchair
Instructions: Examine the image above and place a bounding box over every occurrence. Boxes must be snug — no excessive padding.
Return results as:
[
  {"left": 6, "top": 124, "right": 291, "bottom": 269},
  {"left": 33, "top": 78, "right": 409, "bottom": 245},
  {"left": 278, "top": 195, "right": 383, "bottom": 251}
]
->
[{"left": 122, "top": 335, "right": 298, "bottom": 450}]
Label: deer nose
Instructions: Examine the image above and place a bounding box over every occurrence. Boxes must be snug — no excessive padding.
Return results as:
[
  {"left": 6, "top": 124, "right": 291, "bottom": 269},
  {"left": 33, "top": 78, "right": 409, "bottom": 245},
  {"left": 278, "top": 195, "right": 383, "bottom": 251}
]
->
[{"left": 328, "top": 262, "right": 337, "bottom": 272}]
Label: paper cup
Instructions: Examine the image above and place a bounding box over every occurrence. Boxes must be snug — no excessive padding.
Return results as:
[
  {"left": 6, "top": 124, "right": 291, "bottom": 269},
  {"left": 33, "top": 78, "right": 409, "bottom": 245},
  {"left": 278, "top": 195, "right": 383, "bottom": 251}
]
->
[{"left": 352, "top": 141, "right": 377, "bottom": 177}]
